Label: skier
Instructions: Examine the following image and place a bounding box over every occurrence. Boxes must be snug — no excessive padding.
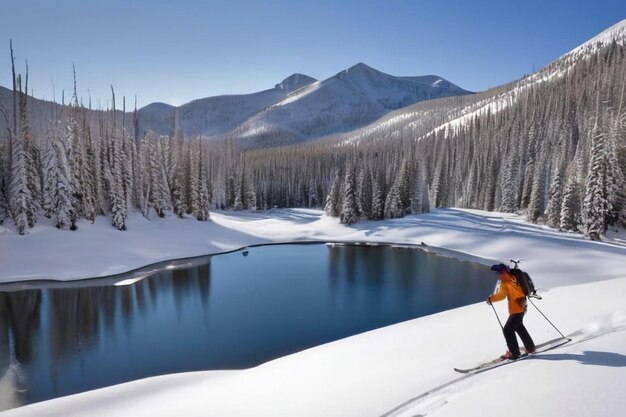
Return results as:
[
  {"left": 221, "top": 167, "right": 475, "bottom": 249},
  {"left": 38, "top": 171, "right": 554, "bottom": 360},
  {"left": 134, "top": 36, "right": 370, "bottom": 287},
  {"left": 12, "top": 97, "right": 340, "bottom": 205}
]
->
[{"left": 487, "top": 263, "right": 536, "bottom": 360}]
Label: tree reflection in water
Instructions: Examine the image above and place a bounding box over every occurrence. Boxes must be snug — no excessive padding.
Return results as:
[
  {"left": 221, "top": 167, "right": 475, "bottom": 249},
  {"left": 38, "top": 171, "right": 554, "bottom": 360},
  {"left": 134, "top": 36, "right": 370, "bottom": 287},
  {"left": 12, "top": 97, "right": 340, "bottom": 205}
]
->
[{"left": 0, "top": 244, "right": 491, "bottom": 411}]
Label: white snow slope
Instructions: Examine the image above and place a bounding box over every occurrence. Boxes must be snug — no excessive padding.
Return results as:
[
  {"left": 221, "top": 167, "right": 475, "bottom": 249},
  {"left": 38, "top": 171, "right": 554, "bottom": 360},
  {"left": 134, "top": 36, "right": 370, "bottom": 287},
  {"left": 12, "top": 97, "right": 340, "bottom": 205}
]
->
[{"left": 1, "top": 208, "right": 625, "bottom": 417}]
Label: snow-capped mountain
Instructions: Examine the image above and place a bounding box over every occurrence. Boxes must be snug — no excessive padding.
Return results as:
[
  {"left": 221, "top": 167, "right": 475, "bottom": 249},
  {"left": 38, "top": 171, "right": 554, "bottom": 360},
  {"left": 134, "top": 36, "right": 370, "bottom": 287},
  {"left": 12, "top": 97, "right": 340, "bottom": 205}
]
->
[
  {"left": 136, "top": 73, "right": 317, "bottom": 138},
  {"left": 229, "top": 63, "right": 471, "bottom": 147}
]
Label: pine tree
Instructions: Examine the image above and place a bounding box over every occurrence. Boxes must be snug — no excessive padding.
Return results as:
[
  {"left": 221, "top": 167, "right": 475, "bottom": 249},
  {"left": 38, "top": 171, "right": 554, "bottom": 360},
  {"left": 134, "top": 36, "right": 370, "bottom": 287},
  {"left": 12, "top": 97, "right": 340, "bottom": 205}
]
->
[
  {"left": 411, "top": 164, "right": 429, "bottom": 214},
  {"left": 136, "top": 134, "right": 151, "bottom": 217},
  {"left": 520, "top": 124, "right": 537, "bottom": 209},
  {"left": 81, "top": 113, "right": 97, "bottom": 221},
  {"left": 371, "top": 168, "right": 384, "bottom": 220},
  {"left": 340, "top": 162, "right": 358, "bottom": 224},
  {"left": 581, "top": 121, "right": 609, "bottom": 240},
  {"left": 606, "top": 116, "right": 625, "bottom": 226},
  {"left": 324, "top": 169, "right": 342, "bottom": 217},
  {"left": 545, "top": 167, "right": 563, "bottom": 228},
  {"left": 67, "top": 103, "right": 86, "bottom": 219},
  {"left": 233, "top": 167, "right": 244, "bottom": 210},
  {"left": 500, "top": 150, "right": 519, "bottom": 212},
  {"left": 9, "top": 126, "right": 33, "bottom": 234},
  {"left": 109, "top": 129, "right": 127, "bottom": 230},
  {"left": 384, "top": 159, "right": 408, "bottom": 219},
  {"left": 51, "top": 131, "right": 76, "bottom": 229},
  {"left": 42, "top": 132, "right": 56, "bottom": 219},
  {"left": 149, "top": 134, "right": 172, "bottom": 217},
  {"left": 195, "top": 141, "right": 210, "bottom": 221},
  {"left": 242, "top": 165, "right": 257, "bottom": 210},
  {"left": 9, "top": 77, "right": 39, "bottom": 233},
  {"left": 20, "top": 85, "right": 41, "bottom": 227},
  {"left": 357, "top": 164, "right": 373, "bottom": 219},
  {"left": 560, "top": 166, "right": 581, "bottom": 231},
  {"left": 108, "top": 90, "right": 128, "bottom": 231},
  {"left": 430, "top": 151, "right": 448, "bottom": 208},
  {"left": 168, "top": 137, "right": 186, "bottom": 217},
  {"left": 528, "top": 154, "right": 547, "bottom": 223}
]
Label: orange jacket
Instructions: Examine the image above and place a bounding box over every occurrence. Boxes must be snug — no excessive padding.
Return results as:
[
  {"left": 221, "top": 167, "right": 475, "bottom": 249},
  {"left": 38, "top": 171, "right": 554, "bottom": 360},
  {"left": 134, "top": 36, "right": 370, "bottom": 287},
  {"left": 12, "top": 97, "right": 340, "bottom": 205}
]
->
[{"left": 488, "top": 271, "right": 527, "bottom": 314}]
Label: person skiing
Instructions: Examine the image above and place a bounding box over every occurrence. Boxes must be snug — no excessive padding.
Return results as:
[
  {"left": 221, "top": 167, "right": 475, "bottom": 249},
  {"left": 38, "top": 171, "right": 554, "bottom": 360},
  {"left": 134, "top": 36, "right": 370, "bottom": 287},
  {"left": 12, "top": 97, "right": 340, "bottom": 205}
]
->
[{"left": 487, "top": 263, "right": 536, "bottom": 360}]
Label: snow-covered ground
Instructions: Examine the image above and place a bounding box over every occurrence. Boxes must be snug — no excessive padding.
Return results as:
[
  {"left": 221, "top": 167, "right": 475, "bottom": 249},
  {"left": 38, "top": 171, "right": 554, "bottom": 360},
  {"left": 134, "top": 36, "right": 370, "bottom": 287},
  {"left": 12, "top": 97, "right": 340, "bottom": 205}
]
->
[{"left": 1, "top": 208, "right": 625, "bottom": 417}]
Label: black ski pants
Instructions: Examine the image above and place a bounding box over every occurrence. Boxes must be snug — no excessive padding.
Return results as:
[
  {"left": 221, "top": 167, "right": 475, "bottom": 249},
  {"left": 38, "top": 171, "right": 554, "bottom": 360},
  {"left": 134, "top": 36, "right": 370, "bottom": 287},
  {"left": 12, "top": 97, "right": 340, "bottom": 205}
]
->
[{"left": 503, "top": 312, "right": 535, "bottom": 356}]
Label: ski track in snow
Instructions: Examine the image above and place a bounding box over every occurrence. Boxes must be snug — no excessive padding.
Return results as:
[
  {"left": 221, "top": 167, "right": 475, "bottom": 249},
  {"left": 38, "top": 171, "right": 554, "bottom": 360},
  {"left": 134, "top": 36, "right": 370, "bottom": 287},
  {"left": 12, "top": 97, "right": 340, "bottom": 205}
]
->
[{"left": 382, "top": 322, "right": 626, "bottom": 417}]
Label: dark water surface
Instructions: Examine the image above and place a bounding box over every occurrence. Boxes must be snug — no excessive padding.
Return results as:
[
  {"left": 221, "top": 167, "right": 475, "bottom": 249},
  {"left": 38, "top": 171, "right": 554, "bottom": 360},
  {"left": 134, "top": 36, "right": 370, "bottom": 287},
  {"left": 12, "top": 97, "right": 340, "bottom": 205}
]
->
[{"left": 0, "top": 243, "right": 493, "bottom": 409}]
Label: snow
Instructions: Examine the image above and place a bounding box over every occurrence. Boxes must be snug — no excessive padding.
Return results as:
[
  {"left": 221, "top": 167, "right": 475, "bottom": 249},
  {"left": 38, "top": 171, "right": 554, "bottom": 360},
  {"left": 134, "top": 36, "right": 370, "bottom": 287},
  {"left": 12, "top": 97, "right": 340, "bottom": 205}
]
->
[{"left": 1, "top": 208, "right": 626, "bottom": 416}]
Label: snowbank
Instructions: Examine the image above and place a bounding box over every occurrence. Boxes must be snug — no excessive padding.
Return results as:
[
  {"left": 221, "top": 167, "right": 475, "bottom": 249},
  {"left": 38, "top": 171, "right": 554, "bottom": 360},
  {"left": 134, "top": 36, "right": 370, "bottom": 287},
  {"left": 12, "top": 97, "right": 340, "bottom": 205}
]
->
[{"left": 1, "top": 208, "right": 625, "bottom": 417}]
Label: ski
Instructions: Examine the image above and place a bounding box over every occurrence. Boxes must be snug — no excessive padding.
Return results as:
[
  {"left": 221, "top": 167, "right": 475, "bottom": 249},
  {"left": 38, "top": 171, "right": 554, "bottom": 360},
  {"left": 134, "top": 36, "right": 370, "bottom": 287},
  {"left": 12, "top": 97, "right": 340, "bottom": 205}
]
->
[{"left": 454, "top": 337, "right": 571, "bottom": 374}]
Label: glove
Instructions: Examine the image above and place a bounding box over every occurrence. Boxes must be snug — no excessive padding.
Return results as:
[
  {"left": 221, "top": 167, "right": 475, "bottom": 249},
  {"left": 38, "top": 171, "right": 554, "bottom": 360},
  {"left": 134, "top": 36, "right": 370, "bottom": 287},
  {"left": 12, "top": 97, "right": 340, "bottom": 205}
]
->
[{"left": 486, "top": 296, "right": 492, "bottom": 305}]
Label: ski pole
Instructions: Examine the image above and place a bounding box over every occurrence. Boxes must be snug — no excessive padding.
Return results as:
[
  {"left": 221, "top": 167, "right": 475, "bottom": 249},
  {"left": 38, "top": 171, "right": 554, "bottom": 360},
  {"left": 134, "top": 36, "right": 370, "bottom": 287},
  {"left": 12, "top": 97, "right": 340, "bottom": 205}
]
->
[
  {"left": 528, "top": 298, "right": 570, "bottom": 340},
  {"left": 490, "top": 302, "right": 504, "bottom": 331}
]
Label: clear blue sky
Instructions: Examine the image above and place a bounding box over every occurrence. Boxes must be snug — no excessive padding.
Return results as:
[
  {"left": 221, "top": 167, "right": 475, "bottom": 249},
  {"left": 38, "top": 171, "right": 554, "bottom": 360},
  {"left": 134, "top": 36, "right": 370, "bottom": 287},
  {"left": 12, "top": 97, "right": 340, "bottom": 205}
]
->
[{"left": 2, "top": 0, "right": 625, "bottom": 108}]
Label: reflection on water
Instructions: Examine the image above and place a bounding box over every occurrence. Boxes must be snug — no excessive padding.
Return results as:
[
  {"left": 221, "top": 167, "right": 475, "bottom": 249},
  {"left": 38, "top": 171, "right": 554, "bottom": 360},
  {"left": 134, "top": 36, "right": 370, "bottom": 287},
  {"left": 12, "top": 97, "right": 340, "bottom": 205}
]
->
[{"left": 0, "top": 244, "right": 492, "bottom": 410}]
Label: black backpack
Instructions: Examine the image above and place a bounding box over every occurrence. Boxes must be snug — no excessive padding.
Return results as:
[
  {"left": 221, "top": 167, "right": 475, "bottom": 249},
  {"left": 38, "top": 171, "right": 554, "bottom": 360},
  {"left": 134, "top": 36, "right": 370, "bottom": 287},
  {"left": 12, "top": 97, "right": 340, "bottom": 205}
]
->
[{"left": 509, "top": 260, "right": 542, "bottom": 299}]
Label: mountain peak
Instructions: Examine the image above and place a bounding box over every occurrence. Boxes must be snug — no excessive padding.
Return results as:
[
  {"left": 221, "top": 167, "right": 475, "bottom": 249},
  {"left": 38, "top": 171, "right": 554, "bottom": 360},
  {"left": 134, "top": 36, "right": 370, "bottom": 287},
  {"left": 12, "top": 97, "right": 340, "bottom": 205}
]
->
[
  {"left": 275, "top": 73, "right": 317, "bottom": 92},
  {"left": 348, "top": 62, "right": 376, "bottom": 72},
  {"left": 335, "top": 62, "right": 383, "bottom": 80}
]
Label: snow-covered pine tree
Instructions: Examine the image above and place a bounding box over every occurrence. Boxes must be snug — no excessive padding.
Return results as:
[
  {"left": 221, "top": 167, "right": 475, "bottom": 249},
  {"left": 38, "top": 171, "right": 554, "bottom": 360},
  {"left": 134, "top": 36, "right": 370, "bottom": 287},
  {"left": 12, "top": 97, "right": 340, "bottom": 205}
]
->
[
  {"left": 108, "top": 89, "right": 127, "bottom": 231},
  {"left": 520, "top": 125, "right": 537, "bottom": 210},
  {"left": 109, "top": 134, "right": 127, "bottom": 230},
  {"left": 121, "top": 129, "right": 134, "bottom": 210},
  {"left": 324, "top": 169, "right": 342, "bottom": 217},
  {"left": 233, "top": 166, "right": 244, "bottom": 210},
  {"left": 528, "top": 152, "right": 547, "bottom": 223},
  {"left": 145, "top": 132, "right": 171, "bottom": 217},
  {"left": 500, "top": 146, "right": 519, "bottom": 213},
  {"left": 397, "top": 158, "right": 411, "bottom": 210},
  {"left": 168, "top": 135, "right": 185, "bottom": 217},
  {"left": 581, "top": 119, "right": 609, "bottom": 240},
  {"left": 242, "top": 163, "right": 256, "bottom": 210},
  {"left": 605, "top": 111, "right": 626, "bottom": 228},
  {"left": 131, "top": 136, "right": 145, "bottom": 213},
  {"left": 195, "top": 141, "right": 210, "bottom": 221},
  {"left": 9, "top": 131, "right": 32, "bottom": 234},
  {"left": 95, "top": 114, "right": 109, "bottom": 216},
  {"left": 371, "top": 168, "right": 384, "bottom": 220},
  {"left": 430, "top": 149, "right": 449, "bottom": 209},
  {"left": 66, "top": 103, "right": 86, "bottom": 219},
  {"left": 357, "top": 163, "right": 373, "bottom": 219},
  {"left": 384, "top": 164, "right": 404, "bottom": 219},
  {"left": 42, "top": 123, "right": 59, "bottom": 219},
  {"left": 136, "top": 133, "right": 152, "bottom": 217},
  {"left": 80, "top": 111, "right": 97, "bottom": 222},
  {"left": 560, "top": 163, "right": 582, "bottom": 231},
  {"left": 384, "top": 179, "right": 403, "bottom": 219},
  {"left": 410, "top": 163, "right": 429, "bottom": 214},
  {"left": 51, "top": 129, "right": 76, "bottom": 230},
  {"left": 189, "top": 140, "right": 200, "bottom": 218},
  {"left": 545, "top": 166, "right": 563, "bottom": 228},
  {"left": 463, "top": 161, "right": 478, "bottom": 208},
  {"left": 340, "top": 162, "right": 358, "bottom": 225},
  {"left": 10, "top": 76, "right": 40, "bottom": 232},
  {"left": 308, "top": 178, "right": 318, "bottom": 208}
]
